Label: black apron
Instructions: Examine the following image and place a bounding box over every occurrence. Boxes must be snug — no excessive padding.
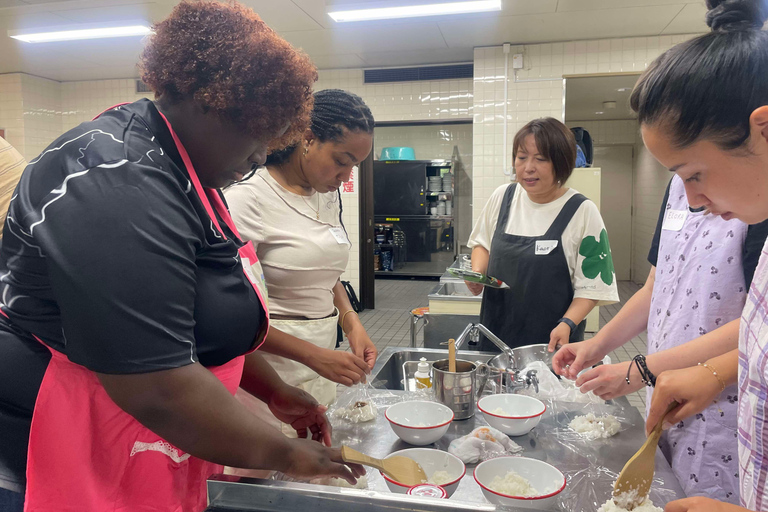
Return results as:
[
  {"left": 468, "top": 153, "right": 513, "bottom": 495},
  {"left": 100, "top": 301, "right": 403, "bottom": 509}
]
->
[{"left": 479, "top": 184, "right": 587, "bottom": 351}]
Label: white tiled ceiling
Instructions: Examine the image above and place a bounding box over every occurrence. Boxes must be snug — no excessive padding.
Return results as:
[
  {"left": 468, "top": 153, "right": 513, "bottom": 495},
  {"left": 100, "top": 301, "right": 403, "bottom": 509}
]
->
[{"left": 0, "top": 0, "right": 709, "bottom": 81}]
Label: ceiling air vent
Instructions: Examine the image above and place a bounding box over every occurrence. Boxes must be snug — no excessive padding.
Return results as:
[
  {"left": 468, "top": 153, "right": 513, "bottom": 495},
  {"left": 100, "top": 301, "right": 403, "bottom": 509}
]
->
[
  {"left": 364, "top": 64, "right": 473, "bottom": 84},
  {"left": 135, "top": 80, "right": 152, "bottom": 94}
]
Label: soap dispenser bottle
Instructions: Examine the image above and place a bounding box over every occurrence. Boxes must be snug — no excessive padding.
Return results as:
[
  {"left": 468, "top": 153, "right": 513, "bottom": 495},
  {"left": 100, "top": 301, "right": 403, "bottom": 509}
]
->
[{"left": 414, "top": 357, "right": 432, "bottom": 389}]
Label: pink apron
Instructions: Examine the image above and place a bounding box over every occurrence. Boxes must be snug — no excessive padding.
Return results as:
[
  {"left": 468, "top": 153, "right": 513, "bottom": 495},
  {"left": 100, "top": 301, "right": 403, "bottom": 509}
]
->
[{"left": 18, "top": 105, "right": 270, "bottom": 511}]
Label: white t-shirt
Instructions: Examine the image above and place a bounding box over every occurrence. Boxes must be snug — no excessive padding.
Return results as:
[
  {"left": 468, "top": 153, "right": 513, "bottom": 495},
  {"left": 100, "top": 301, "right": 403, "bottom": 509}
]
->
[
  {"left": 468, "top": 184, "right": 619, "bottom": 305},
  {"left": 225, "top": 167, "right": 350, "bottom": 318}
]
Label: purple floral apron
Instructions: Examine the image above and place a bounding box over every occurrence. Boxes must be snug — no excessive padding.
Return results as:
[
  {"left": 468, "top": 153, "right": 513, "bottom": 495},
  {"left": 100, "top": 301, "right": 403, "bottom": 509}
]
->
[{"left": 647, "top": 175, "right": 745, "bottom": 503}]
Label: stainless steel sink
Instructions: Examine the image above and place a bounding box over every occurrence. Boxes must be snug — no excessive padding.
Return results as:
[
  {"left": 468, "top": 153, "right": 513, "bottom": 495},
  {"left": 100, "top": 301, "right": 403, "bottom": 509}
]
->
[
  {"left": 432, "top": 281, "right": 477, "bottom": 297},
  {"left": 370, "top": 346, "right": 497, "bottom": 390}
]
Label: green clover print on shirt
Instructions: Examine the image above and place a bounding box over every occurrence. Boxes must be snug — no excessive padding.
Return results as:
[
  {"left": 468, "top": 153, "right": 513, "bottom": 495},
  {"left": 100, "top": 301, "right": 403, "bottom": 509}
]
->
[{"left": 579, "top": 228, "right": 615, "bottom": 286}]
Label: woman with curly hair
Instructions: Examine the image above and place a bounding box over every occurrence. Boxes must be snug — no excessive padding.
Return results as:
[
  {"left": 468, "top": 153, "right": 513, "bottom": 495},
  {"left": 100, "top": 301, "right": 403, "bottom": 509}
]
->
[{"left": 0, "top": 2, "right": 363, "bottom": 511}]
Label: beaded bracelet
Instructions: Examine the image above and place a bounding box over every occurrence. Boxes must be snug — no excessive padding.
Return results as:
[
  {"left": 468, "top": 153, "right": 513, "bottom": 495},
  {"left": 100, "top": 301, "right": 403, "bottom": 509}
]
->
[
  {"left": 626, "top": 354, "right": 656, "bottom": 387},
  {"left": 697, "top": 362, "right": 726, "bottom": 392}
]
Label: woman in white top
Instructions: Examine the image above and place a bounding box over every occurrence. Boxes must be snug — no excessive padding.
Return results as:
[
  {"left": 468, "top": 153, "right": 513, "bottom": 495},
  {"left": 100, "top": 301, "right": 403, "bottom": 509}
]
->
[
  {"left": 467, "top": 118, "right": 619, "bottom": 352},
  {"left": 225, "top": 90, "right": 376, "bottom": 423}
]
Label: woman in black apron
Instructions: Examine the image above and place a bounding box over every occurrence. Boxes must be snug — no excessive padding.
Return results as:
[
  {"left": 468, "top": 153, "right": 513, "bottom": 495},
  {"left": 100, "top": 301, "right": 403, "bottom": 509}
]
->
[{"left": 467, "top": 118, "right": 619, "bottom": 352}]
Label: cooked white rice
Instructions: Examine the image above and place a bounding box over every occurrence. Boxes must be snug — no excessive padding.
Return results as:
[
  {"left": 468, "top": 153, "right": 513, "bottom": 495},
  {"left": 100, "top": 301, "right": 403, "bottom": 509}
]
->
[
  {"left": 487, "top": 470, "right": 539, "bottom": 497},
  {"left": 428, "top": 470, "right": 453, "bottom": 485},
  {"left": 597, "top": 493, "right": 662, "bottom": 512},
  {"left": 569, "top": 413, "right": 621, "bottom": 439}
]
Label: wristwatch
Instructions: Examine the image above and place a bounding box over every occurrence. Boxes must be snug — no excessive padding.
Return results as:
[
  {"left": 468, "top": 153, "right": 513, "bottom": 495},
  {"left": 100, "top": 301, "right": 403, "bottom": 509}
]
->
[{"left": 557, "top": 317, "right": 577, "bottom": 332}]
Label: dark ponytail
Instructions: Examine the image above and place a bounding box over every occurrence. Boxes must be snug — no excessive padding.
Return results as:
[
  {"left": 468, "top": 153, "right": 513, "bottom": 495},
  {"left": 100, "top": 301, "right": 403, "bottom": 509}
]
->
[
  {"left": 630, "top": 0, "right": 768, "bottom": 150},
  {"left": 266, "top": 89, "right": 374, "bottom": 165}
]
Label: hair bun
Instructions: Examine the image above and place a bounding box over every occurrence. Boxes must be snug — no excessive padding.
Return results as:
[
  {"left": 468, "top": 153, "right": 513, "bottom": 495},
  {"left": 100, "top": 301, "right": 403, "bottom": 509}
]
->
[{"left": 706, "top": 0, "right": 768, "bottom": 31}]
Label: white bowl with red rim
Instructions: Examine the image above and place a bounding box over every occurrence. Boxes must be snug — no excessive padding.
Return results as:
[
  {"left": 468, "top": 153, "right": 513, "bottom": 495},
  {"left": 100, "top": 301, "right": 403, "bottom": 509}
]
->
[
  {"left": 381, "top": 448, "right": 465, "bottom": 498},
  {"left": 385, "top": 400, "right": 453, "bottom": 445},
  {"left": 474, "top": 456, "right": 566, "bottom": 509},
  {"left": 477, "top": 394, "right": 546, "bottom": 436},
  {"left": 407, "top": 484, "right": 447, "bottom": 499}
]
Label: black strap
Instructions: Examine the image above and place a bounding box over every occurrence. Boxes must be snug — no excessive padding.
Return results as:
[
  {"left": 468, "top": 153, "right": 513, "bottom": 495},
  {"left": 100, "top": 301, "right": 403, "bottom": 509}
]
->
[
  {"left": 543, "top": 192, "right": 588, "bottom": 239},
  {"left": 493, "top": 184, "right": 517, "bottom": 237},
  {"left": 342, "top": 280, "right": 362, "bottom": 313}
]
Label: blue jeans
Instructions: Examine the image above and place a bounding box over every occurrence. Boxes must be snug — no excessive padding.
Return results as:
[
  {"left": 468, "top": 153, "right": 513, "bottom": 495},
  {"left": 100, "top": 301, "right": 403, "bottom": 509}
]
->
[{"left": 0, "top": 486, "right": 24, "bottom": 512}]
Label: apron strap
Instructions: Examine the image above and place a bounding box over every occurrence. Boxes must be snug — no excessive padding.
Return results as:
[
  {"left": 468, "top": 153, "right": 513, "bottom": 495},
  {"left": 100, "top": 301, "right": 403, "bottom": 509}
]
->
[
  {"left": 494, "top": 184, "right": 518, "bottom": 237},
  {"left": 543, "top": 192, "right": 587, "bottom": 239}
]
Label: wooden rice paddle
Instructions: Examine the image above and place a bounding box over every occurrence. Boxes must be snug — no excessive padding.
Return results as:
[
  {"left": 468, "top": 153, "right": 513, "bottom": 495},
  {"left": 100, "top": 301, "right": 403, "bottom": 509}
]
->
[
  {"left": 613, "top": 401, "right": 679, "bottom": 510},
  {"left": 448, "top": 338, "right": 456, "bottom": 373},
  {"left": 341, "top": 445, "right": 427, "bottom": 486}
]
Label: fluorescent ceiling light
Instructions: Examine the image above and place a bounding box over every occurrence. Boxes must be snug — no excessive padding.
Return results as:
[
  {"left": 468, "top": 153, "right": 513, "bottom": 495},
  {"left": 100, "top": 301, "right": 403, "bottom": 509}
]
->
[
  {"left": 10, "top": 25, "right": 152, "bottom": 43},
  {"left": 328, "top": 0, "right": 501, "bottom": 22},
  {"left": 595, "top": 111, "right": 604, "bottom": 115}
]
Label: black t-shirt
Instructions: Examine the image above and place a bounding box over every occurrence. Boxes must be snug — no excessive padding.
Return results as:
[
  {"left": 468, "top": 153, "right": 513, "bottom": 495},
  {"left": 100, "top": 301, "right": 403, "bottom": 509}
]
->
[
  {"left": 648, "top": 178, "right": 768, "bottom": 288},
  {"left": 0, "top": 99, "right": 264, "bottom": 491}
]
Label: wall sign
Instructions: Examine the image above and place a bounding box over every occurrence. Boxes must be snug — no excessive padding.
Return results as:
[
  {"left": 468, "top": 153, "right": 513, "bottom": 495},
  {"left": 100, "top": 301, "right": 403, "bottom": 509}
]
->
[{"left": 341, "top": 166, "right": 357, "bottom": 194}]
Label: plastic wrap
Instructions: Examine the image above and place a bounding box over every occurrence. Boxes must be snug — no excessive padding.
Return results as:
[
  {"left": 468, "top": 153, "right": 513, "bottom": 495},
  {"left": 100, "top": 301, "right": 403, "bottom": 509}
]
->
[
  {"left": 330, "top": 381, "right": 400, "bottom": 424},
  {"left": 271, "top": 468, "right": 371, "bottom": 489},
  {"left": 555, "top": 465, "right": 674, "bottom": 512},
  {"left": 547, "top": 401, "right": 633, "bottom": 445},
  {"left": 518, "top": 361, "right": 604, "bottom": 404}
]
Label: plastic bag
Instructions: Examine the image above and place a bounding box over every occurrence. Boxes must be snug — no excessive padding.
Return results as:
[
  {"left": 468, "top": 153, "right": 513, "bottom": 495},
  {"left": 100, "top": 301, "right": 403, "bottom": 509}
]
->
[{"left": 447, "top": 426, "right": 523, "bottom": 464}]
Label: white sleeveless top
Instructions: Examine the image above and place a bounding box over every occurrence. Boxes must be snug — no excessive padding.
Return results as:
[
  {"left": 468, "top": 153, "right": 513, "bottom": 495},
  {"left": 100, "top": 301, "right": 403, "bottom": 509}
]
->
[{"left": 224, "top": 167, "right": 350, "bottom": 318}]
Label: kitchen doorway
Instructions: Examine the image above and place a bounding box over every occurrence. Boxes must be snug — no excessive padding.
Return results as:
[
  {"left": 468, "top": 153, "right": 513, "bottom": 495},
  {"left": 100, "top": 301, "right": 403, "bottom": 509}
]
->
[
  {"left": 358, "top": 119, "right": 473, "bottom": 309},
  {"left": 564, "top": 73, "right": 640, "bottom": 282},
  {"left": 594, "top": 145, "right": 634, "bottom": 281}
]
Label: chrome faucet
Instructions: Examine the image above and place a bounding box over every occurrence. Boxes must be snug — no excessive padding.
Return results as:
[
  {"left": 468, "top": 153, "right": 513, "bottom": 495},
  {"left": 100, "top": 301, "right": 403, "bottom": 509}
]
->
[
  {"left": 454, "top": 323, "right": 540, "bottom": 395},
  {"left": 454, "top": 323, "right": 516, "bottom": 369}
]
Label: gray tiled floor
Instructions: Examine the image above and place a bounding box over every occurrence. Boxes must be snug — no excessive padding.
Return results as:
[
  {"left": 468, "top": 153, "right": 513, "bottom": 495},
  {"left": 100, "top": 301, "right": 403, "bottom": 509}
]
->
[{"left": 351, "top": 278, "right": 648, "bottom": 415}]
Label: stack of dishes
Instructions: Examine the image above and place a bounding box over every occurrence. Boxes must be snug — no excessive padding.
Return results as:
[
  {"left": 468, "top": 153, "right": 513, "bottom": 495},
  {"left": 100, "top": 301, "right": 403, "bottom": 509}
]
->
[
  {"left": 442, "top": 172, "right": 453, "bottom": 192},
  {"left": 428, "top": 176, "right": 443, "bottom": 192},
  {"left": 436, "top": 201, "right": 447, "bottom": 216}
]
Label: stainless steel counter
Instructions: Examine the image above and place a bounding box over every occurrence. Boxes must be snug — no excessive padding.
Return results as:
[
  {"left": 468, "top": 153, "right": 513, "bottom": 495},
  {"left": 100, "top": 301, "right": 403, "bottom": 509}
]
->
[{"left": 206, "top": 390, "right": 685, "bottom": 511}]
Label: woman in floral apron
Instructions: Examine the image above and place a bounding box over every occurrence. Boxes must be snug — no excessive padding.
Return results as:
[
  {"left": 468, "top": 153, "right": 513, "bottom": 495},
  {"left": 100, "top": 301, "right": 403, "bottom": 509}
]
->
[
  {"left": 554, "top": 174, "right": 768, "bottom": 503},
  {"left": 621, "top": 0, "right": 768, "bottom": 511},
  {"left": 0, "top": 3, "right": 364, "bottom": 511}
]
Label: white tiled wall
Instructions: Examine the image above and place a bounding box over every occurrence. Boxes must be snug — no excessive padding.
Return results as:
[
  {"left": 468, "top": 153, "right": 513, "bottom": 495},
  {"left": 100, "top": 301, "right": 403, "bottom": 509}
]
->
[
  {"left": 61, "top": 79, "right": 149, "bottom": 131},
  {"left": 0, "top": 74, "right": 26, "bottom": 156},
  {"left": 21, "top": 74, "right": 63, "bottom": 160},
  {"left": 566, "top": 119, "right": 637, "bottom": 146},
  {"left": 315, "top": 69, "right": 472, "bottom": 122}
]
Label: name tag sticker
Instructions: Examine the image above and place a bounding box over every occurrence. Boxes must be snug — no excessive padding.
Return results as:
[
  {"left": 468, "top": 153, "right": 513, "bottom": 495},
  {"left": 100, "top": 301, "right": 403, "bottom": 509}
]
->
[
  {"left": 240, "top": 257, "right": 259, "bottom": 284},
  {"left": 663, "top": 209, "right": 688, "bottom": 232},
  {"left": 535, "top": 240, "right": 558, "bottom": 255},
  {"left": 329, "top": 227, "right": 349, "bottom": 245}
]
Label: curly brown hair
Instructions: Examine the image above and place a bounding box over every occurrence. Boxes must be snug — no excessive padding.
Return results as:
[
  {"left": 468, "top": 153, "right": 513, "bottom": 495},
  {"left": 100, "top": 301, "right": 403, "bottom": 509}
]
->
[{"left": 140, "top": 0, "right": 317, "bottom": 149}]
